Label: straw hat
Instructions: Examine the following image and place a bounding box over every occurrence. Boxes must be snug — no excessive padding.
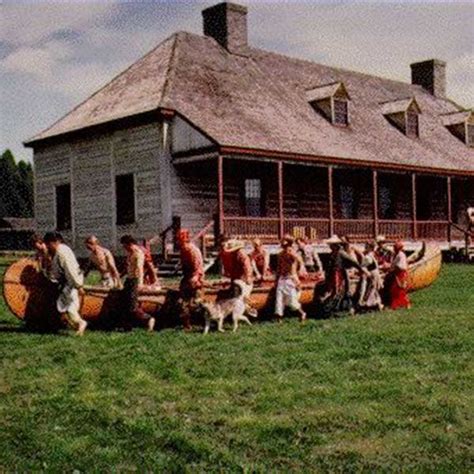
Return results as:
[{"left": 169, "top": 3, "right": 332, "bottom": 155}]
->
[
  {"left": 224, "top": 239, "right": 245, "bottom": 252},
  {"left": 326, "top": 235, "right": 342, "bottom": 245},
  {"left": 376, "top": 234, "right": 387, "bottom": 243}
]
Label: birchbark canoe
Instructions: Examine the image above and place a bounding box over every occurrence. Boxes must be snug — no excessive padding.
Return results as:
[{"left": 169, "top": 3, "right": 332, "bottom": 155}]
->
[{"left": 2, "top": 243, "right": 441, "bottom": 325}]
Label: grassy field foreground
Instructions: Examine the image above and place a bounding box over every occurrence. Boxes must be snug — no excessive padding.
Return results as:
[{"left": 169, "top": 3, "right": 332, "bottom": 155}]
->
[{"left": 0, "top": 258, "right": 473, "bottom": 471}]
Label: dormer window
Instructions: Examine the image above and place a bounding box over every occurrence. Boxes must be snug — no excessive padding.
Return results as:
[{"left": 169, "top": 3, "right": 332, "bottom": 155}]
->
[
  {"left": 442, "top": 110, "right": 474, "bottom": 147},
  {"left": 307, "top": 82, "right": 351, "bottom": 127},
  {"left": 406, "top": 110, "right": 419, "bottom": 138},
  {"left": 468, "top": 123, "right": 474, "bottom": 147},
  {"left": 333, "top": 98, "right": 349, "bottom": 125},
  {"left": 382, "top": 98, "right": 421, "bottom": 138}
]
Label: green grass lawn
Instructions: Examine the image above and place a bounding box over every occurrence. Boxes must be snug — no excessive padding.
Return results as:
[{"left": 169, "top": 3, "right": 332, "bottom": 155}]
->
[{"left": 0, "top": 257, "right": 473, "bottom": 472}]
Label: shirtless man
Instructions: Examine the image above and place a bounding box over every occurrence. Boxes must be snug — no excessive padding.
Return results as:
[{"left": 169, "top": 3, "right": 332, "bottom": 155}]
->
[
  {"left": 84, "top": 235, "right": 121, "bottom": 288},
  {"left": 119, "top": 235, "right": 155, "bottom": 332},
  {"left": 275, "top": 236, "right": 307, "bottom": 323}
]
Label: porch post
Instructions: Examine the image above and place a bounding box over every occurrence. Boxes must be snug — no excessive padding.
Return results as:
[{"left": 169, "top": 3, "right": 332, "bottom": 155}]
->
[
  {"left": 278, "top": 161, "right": 284, "bottom": 239},
  {"left": 217, "top": 154, "right": 224, "bottom": 236},
  {"left": 447, "top": 176, "right": 452, "bottom": 242},
  {"left": 372, "top": 169, "right": 379, "bottom": 238},
  {"left": 411, "top": 173, "right": 417, "bottom": 239},
  {"left": 328, "top": 166, "right": 334, "bottom": 237}
]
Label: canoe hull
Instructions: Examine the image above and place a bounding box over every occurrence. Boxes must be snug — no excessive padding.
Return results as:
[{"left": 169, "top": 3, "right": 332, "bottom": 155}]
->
[{"left": 3, "top": 243, "right": 442, "bottom": 324}]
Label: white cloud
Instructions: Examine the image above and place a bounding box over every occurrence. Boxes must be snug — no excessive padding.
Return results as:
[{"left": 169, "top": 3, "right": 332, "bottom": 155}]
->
[{"left": 1, "top": 0, "right": 473, "bottom": 165}]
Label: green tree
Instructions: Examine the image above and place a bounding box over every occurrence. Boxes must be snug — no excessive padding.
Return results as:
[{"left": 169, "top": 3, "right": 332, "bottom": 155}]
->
[{"left": 0, "top": 149, "right": 34, "bottom": 218}]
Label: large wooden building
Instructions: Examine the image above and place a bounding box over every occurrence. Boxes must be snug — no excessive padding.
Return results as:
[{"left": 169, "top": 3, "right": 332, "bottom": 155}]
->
[{"left": 25, "top": 2, "right": 474, "bottom": 255}]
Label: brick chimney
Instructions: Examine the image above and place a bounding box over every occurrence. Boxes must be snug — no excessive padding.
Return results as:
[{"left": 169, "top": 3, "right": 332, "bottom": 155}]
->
[
  {"left": 410, "top": 59, "right": 446, "bottom": 98},
  {"left": 202, "top": 2, "right": 248, "bottom": 53}
]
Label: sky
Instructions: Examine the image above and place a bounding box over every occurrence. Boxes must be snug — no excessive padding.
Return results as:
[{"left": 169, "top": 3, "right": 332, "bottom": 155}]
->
[{"left": 1, "top": 0, "right": 473, "bottom": 163}]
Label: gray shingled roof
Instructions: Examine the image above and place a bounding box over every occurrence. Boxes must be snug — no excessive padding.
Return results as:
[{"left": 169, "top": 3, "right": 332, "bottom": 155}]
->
[{"left": 27, "top": 31, "right": 474, "bottom": 174}]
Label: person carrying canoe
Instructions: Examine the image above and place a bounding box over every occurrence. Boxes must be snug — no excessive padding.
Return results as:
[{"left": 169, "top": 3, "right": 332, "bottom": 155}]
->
[
  {"left": 250, "top": 238, "right": 271, "bottom": 283},
  {"left": 44, "top": 231, "right": 88, "bottom": 336},
  {"left": 374, "top": 235, "right": 394, "bottom": 268},
  {"left": 119, "top": 235, "right": 156, "bottom": 332},
  {"left": 219, "top": 235, "right": 256, "bottom": 316},
  {"left": 384, "top": 240, "right": 411, "bottom": 310},
  {"left": 296, "top": 236, "right": 323, "bottom": 274},
  {"left": 355, "top": 241, "right": 384, "bottom": 312},
  {"left": 315, "top": 235, "right": 368, "bottom": 318},
  {"left": 177, "top": 229, "right": 205, "bottom": 331},
  {"left": 275, "top": 235, "right": 307, "bottom": 323},
  {"left": 84, "top": 235, "right": 121, "bottom": 288},
  {"left": 30, "top": 233, "right": 53, "bottom": 278},
  {"left": 140, "top": 239, "right": 159, "bottom": 286}
]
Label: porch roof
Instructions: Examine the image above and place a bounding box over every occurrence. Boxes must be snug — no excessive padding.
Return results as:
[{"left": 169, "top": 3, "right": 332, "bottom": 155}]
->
[{"left": 26, "top": 32, "right": 474, "bottom": 175}]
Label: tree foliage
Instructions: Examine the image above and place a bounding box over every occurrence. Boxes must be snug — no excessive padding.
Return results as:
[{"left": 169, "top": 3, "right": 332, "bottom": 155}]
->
[{"left": 0, "top": 149, "right": 34, "bottom": 218}]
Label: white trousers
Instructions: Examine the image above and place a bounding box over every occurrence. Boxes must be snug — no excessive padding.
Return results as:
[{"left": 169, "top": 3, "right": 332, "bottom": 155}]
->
[
  {"left": 57, "top": 286, "right": 84, "bottom": 328},
  {"left": 275, "top": 277, "right": 301, "bottom": 316}
]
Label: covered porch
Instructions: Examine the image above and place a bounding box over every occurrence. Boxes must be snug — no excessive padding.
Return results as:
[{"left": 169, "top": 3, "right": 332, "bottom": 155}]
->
[{"left": 172, "top": 153, "right": 473, "bottom": 245}]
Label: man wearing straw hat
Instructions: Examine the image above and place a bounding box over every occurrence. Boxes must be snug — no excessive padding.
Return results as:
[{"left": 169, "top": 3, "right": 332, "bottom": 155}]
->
[
  {"left": 275, "top": 235, "right": 307, "bottom": 323},
  {"left": 374, "top": 234, "right": 394, "bottom": 268},
  {"left": 219, "top": 235, "right": 256, "bottom": 316}
]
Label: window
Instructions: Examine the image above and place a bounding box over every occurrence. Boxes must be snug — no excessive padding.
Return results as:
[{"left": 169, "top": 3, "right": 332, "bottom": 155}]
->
[
  {"left": 406, "top": 111, "right": 419, "bottom": 138},
  {"left": 116, "top": 174, "right": 135, "bottom": 225},
  {"left": 244, "top": 179, "right": 262, "bottom": 217},
  {"left": 333, "top": 99, "right": 349, "bottom": 126},
  {"left": 56, "top": 184, "right": 72, "bottom": 231}
]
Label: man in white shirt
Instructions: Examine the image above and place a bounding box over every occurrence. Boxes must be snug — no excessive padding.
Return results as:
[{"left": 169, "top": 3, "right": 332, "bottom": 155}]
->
[{"left": 44, "top": 232, "right": 87, "bottom": 336}]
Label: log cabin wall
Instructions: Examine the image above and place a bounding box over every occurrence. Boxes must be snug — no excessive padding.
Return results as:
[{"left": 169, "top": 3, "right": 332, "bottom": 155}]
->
[
  {"left": 452, "top": 177, "right": 474, "bottom": 226},
  {"left": 333, "top": 168, "right": 373, "bottom": 219},
  {"left": 283, "top": 165, "right": 329, "bottom": 218},
  {"left": 71, "top": 134, "right": 114, "bottom": 253},
  {"left": 111, "top": 123, "right": 162, "bottom": 253},
  {"left": 171, "top": 161, "right": 217, "bottom": 233},
  {"left": 416, "top": 175, "right": 448, "bottom": 220},
  {"left": 34, "top": 122, "right": 163, "bottom": 256},
  {"left": 378, "top": 172, "right": 412, "bottom": 220},
  {"left": 34, "top": 141, "right": 74, "bottom": 246},
  {"left": 223, "top": 160, "right": 279, "bottom": 218}
]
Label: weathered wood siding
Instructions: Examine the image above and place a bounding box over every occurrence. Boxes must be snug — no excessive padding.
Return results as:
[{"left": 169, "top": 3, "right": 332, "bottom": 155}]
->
[
  {"left": 34, "top": 142, "right": 74, "bottom": 245},
  {"left": 171, "top": 115, "right": 213, "bottom": 153},
  {"left": 34, "top": 122, "right": 163, "bottom": 256},
  {"left": 171, "top": 160, "right": 217, "bottom": 233}
]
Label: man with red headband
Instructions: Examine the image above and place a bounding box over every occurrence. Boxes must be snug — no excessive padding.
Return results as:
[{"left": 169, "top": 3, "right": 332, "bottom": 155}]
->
[
  {"left": 177, "top": 229, "right": 204, "bottom": 330},
  {"left": 385, "top": 240, "right": 411, "bottom": 310}
]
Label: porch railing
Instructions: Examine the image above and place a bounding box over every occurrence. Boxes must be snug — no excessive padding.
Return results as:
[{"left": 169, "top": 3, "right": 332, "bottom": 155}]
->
[
  {"left": 334, "top": 219, "right": 373, "bottom": 240},
  {"left": 379, "top": 220, "right": 413, "bottom": 240},
  {"left": 223, "top": 217, "right": 280, "bottom": 242},
  {"left": 416, "top": 221, "right": 449, "bottom": 241},
  {"left": 222, "top": 216, "right": 454, "bottom": 242}
]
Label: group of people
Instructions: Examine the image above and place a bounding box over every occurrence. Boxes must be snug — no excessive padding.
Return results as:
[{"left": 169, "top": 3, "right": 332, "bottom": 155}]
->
[
  {"left": 30, "top": 228, "right": 411, "bottom": 336},
  {"left": 31, "top": 232, "right": 158, "bottom": 335}
]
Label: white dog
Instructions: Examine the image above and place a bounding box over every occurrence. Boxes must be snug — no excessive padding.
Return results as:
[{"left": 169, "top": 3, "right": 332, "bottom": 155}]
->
[{"left": 201, "top": 281, "right": 257, "bottom": 334}]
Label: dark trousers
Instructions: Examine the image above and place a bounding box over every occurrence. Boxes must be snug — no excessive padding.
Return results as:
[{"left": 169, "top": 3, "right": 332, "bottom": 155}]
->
[{"left": 121, "top": 278, "right": 151, "bottom": 329}]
